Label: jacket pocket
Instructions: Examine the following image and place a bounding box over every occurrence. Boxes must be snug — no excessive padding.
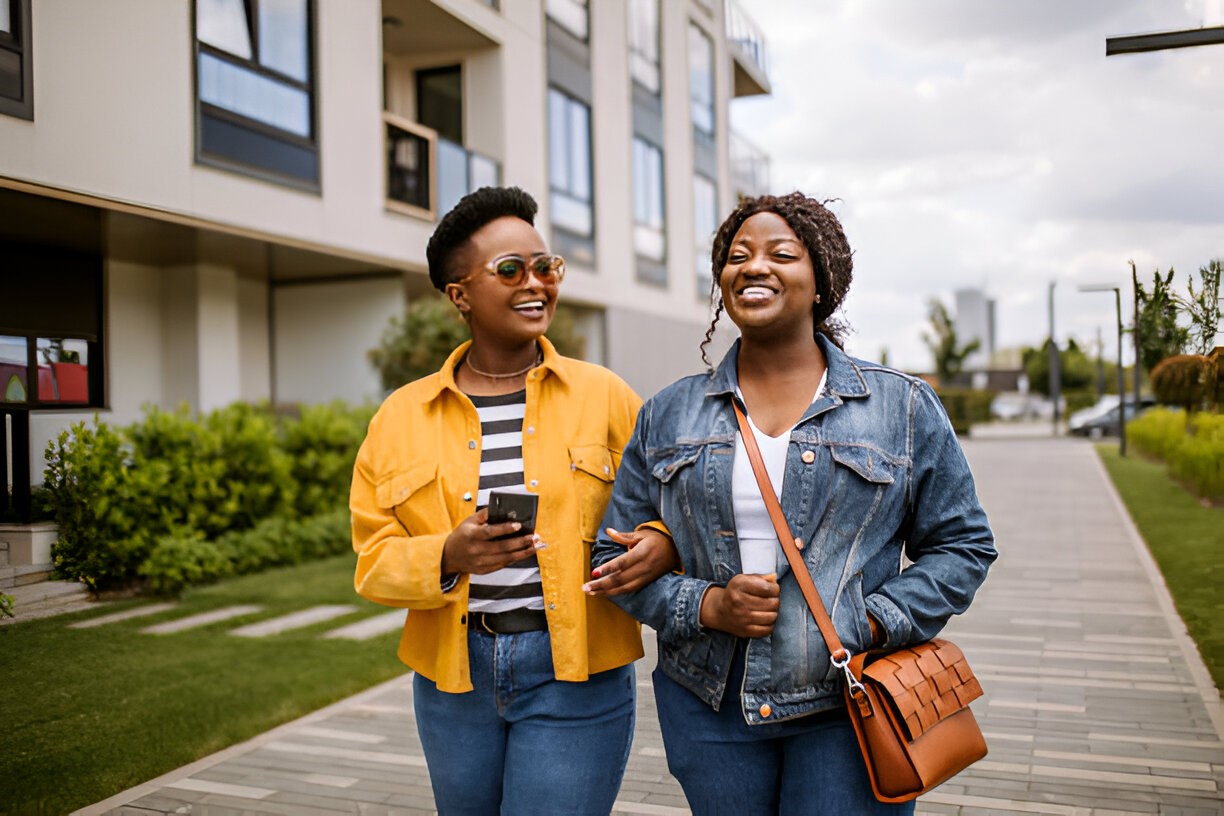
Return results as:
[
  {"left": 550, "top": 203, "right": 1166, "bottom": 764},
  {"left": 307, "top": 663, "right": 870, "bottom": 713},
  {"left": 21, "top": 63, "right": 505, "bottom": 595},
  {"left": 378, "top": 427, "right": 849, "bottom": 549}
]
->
[
  {"left": 375, "top": 462, "right": 445, "bottom": 532},
  {"left": 828, "top": 444, "right": 897, "bottom": 484},
  {"left": 650, "top": 446, "right": 701, "bottom": 484},
  {"left": 570, "top": 444, "right": 615, "bottom": 541}
]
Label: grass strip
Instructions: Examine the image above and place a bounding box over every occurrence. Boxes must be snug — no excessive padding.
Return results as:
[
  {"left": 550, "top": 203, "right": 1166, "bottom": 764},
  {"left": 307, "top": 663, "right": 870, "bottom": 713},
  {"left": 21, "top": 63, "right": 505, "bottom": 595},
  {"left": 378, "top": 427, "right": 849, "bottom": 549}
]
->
[
  {"left": 0, "top": 554, "right": 406, "bottom": 815},
  {"left": 1097, "top": 445, "right": 1224, "bottom": 692}
]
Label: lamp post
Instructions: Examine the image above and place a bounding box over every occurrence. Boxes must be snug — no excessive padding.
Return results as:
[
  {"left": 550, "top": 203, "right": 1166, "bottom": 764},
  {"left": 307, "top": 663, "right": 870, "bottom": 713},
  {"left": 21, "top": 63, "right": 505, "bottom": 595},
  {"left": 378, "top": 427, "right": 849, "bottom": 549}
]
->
[
  {"left": 1048, "top": 282, "right": 1061, "bottom": 435},
  {"left": 1079, "top": 285, "right": 1126, "bottom": 456}
]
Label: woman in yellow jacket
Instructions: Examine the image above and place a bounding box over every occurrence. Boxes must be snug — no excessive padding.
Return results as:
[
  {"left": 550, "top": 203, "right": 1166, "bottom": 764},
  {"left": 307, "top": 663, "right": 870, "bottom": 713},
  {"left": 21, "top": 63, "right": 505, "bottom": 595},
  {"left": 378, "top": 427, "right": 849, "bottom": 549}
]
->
[{"left": 351, "top": 186, "right": 674, "bottom": 815}]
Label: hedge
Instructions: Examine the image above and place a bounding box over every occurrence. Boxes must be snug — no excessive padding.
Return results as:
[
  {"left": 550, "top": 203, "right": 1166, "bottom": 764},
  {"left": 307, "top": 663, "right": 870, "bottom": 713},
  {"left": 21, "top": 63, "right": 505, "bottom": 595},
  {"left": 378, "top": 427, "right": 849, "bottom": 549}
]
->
[
  {"left": 45, "top": 401, "right": 372, "bottom": 592},
  {"left": 1128, "top": 407, "right": 1224, "bottom": 500},
  {"left": 935, "top": 388, "right": 996, "bottom": 435}
]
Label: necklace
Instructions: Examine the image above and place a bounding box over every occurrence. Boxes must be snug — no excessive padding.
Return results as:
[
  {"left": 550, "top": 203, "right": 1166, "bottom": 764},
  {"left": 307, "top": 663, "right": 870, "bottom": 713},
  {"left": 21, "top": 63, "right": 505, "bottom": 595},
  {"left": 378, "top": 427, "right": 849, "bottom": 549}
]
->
[{"left": 464, "top": 348, "right": 543, "bottom": 380}]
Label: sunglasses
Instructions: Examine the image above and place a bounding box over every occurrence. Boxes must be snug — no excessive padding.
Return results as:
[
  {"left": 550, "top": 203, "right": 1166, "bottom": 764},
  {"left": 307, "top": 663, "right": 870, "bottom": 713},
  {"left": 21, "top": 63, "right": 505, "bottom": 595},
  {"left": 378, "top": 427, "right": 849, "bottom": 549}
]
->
[{"left": 453, "top": 254, "right": 566, "bottom": 288}]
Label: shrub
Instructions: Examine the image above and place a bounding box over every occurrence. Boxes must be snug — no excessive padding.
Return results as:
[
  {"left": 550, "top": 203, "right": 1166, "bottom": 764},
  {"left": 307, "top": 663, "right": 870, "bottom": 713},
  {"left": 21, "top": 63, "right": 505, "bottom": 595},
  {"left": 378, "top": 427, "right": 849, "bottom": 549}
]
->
[
  {"left": 935, "top": 388, "right": 996, "bottom": 435},
  {"left": 202, "top": 402, "right": 295, "bottom": 531},
  {"left": 281, "top": 401, "right": 375, "bottom": 516},
  {"left": 1151, "top": 355, "right": 1216, "bottom": 412},
  {"left": 1128, "top": 408, "right": 1224, "bottom": 500},
  {"left": 0, "top": 592, "right": 13, "bottom": 618},
  {"left": 45, "top": 420, "right": 162, "bottom": 591},
  {"left": 139, "top": 533, "right": 233, "bottom": 596},
  {"left": 1128, "top": 407, "right": 1187, "bottom": 462}
]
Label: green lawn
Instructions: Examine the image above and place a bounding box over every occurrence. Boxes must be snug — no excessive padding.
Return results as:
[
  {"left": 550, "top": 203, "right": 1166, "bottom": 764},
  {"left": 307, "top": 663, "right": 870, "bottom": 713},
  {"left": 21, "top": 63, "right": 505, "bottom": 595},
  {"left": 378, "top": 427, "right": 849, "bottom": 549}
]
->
[
  {"left": 0, "top": 555, "right": 407, "bottom": 816},
  {"left": 1097, "top": 445, "right": 1224, "bottom": 691}
]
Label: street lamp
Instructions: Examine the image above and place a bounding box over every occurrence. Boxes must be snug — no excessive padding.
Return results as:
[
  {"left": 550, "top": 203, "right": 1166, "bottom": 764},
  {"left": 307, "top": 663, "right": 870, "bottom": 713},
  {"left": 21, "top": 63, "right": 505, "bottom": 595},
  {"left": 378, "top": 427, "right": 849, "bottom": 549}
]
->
[{"left": 1079, "top": 285, "right": 1126, "bottom": 456}]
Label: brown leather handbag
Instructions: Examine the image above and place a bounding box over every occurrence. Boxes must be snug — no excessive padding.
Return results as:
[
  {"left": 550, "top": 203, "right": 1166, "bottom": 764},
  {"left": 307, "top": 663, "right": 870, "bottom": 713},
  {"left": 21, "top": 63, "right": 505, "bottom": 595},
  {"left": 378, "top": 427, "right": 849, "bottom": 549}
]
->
[{"left": 733, "top": 402, "right": 988, "bottom": 803}]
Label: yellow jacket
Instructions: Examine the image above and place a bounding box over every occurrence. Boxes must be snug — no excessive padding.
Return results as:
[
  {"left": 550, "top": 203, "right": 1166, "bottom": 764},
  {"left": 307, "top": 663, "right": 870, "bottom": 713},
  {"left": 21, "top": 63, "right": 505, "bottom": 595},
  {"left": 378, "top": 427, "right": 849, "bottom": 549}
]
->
[{"left": 351, "top": 337, "right": 645, "bottom": 692}]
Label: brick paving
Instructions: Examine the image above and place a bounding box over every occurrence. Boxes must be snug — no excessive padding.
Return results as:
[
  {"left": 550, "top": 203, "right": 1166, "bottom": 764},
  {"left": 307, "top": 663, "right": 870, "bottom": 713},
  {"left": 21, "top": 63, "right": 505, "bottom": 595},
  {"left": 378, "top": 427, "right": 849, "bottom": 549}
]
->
[{"left": 72, "top": 436, "right": 1223, "bottom": 815}]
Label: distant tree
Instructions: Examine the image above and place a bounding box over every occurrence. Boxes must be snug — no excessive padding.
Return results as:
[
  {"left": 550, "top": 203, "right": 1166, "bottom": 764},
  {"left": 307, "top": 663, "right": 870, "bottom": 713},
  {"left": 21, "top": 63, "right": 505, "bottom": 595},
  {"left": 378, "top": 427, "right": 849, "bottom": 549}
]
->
[
  {"left": 367, "top": 297, "right": 587, "bottom": 393},
  {"left": 1022, "top": 338, "right": 1095, "bottom": 397},
  {"left": 1151, "top": 354, "right": 1216, "bottom": 413},
  {"left": 1178, "top": 259, "right": 1222, "bottom": 356},
  {"left": 879, "top": 347, "right": 890, "bottom": 367},
  {"left": 921, "top": 299, "right": 980, "bottom": 383},
  {"left": 1131, "top": 262, "right": 1189, "bottom": 373}
]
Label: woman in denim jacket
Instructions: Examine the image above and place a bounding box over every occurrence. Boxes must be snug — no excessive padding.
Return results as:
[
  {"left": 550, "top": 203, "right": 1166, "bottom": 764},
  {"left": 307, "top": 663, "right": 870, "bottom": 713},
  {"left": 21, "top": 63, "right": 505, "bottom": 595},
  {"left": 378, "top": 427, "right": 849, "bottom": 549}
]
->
[{"left": 590, "top": 192, "right": 997, "bottom": 814}]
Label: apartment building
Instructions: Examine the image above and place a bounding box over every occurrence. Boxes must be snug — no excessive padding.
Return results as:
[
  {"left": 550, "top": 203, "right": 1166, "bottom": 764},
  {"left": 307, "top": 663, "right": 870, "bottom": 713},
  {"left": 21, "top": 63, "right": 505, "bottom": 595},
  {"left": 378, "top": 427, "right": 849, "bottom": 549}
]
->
[{"left": 0, "top": 0, "right": 770, "bottom": 521}]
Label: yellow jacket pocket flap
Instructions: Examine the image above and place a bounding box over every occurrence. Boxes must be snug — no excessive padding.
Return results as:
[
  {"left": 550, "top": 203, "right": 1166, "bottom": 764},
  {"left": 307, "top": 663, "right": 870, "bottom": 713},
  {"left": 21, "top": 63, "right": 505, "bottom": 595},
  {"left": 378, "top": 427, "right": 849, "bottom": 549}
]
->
[
  {"left": 569, "top": 444, "right": 614, "bottom": 482},
  {"left": 375, "top": 463, "right": 439, "bottom": 508}
]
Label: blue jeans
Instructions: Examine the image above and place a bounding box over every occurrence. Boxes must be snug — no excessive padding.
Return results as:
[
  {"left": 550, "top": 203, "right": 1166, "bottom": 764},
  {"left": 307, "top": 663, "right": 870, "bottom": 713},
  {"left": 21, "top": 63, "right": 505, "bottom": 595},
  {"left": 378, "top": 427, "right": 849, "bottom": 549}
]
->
[
  {"left": 654, "top": 643, "right": 915, "bottom": 815},
  {"left": 413, "top": 628, "right": 636, "bottom": 815}
]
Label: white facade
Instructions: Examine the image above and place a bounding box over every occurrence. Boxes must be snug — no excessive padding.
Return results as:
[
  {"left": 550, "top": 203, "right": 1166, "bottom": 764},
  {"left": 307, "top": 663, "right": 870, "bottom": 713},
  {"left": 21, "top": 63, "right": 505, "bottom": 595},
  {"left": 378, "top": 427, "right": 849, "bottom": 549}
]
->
[{"left": 0, "top": 0, "right": 770, "bottom": 503}]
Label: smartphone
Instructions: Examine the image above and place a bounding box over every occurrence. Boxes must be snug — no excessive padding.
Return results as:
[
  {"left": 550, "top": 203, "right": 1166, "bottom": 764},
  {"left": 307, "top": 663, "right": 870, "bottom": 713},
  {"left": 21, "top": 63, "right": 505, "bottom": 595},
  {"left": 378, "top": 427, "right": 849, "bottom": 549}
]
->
[{"left": 487, "top": 489, "right": 539, "bottom": 535}]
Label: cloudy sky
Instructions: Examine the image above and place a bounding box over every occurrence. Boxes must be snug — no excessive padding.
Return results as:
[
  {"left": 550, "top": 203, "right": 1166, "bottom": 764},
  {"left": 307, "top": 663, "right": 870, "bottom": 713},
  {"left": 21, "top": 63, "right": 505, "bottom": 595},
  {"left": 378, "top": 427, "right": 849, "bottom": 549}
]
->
[{"left": 731, "top": 0, "right": 1224, "bottom": 372}]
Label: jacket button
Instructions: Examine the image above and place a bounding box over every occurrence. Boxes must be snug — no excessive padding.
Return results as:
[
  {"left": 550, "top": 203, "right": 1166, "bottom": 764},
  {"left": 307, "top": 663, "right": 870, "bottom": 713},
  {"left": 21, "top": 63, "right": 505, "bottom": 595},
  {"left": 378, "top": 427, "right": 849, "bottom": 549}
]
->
[
  {"left": 527, "top": 426, "right": 535, "bottom": 434},
  {"left": 548, "top": 603, "right": 556, "bottom": 611},
  {"left": 801, "top": 450, "right": 815, "bottom": 464},
  {"left": 468, "top": 440, "right": 476, "bottom": 449},
  {"left": 759, "top": 704, "right": 772, "bottom": 718},
  {"left": 462, "top": 492, "right": 473, "bottom": 502},
  {"left": 530, "top": 479, "right": 538, "bottom": 488}
]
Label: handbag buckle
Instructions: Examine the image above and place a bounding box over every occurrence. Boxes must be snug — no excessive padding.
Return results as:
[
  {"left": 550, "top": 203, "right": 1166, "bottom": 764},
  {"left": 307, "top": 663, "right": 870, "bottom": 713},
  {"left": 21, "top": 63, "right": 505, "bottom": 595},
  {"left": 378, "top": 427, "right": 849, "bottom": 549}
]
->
[{"left": 831, "top": 650, "right": 868, "bottom": 699}]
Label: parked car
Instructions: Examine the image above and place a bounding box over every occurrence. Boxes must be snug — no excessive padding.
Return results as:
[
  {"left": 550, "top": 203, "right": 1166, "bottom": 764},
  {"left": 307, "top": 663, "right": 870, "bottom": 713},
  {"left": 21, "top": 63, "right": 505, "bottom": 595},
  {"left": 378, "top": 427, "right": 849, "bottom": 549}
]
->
[{"left": 1067, "top": 396, "right": 1156, "bottom": 438}]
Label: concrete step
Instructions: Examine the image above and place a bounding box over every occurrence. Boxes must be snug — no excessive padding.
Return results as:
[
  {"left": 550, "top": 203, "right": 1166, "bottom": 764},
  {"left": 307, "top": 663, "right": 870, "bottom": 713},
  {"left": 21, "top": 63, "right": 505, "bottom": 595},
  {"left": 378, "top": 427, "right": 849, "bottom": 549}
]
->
[
  {"left": 1, "top": 577, "right": 96, "bottom": 625},
  {"left": 0, "top": 563, "right": 56, "bottom": 589}
]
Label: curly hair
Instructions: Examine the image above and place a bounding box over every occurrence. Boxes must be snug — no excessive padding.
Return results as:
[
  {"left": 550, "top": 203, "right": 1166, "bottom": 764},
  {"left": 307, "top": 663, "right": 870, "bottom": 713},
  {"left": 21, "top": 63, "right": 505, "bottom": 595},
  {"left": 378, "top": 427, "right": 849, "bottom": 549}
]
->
[
  {"left": 700, "top": 192, "right": 854, "bottom": 367},
  {"left": 426, "top": 186, "right": 538, "bottom": 291}
]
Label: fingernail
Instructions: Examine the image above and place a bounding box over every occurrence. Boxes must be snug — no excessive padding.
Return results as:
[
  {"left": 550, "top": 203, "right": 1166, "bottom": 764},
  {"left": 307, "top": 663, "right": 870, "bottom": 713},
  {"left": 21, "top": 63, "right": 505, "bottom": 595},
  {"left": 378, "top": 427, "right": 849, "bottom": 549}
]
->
[
  {"left": 581, "top": 583, "right": 592, "bottom": 593},
  {"left": 534, "top": 538, "right": 547, "bottom": 550},
  {"left": 591, "top": 567, "right": 602, "bottom": 578}
]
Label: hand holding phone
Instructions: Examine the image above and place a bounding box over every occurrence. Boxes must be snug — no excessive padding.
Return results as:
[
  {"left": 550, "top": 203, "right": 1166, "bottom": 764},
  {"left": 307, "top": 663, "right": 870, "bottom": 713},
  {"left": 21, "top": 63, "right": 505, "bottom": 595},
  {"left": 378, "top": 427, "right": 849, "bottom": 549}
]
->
[{"left": 487, "top": 489, "right": 539, "bottom": 535}]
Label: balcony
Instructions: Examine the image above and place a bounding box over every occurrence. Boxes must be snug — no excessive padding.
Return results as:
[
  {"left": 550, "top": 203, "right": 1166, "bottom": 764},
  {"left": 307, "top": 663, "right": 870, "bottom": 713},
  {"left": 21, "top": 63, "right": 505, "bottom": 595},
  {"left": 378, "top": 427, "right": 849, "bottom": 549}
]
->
[
  {"left": 725, "top": 0, "right": 770, "bottom": 97},
  {"left": 730, "top": 129, "right": 770, "bottom": 199},
  {"left": 384, "top": 113, "right": 501, "bottom": 221}
]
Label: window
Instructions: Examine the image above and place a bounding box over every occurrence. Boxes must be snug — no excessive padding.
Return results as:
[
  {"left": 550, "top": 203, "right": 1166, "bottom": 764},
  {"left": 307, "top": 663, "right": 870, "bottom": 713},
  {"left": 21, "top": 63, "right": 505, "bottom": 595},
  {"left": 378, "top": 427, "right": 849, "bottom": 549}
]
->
[
  {"left": 633, "top": 138, "right": 665, "bottom": 265},
  {"left": 547, "top": 0, "right": 589, "bottom": 41},
  {"left": 0, "top": 336, "right": 96, "bottom": 406},
  {"left": 628, "top": 0, "right": 660, "bottom": 94},
  {"left": 194, "top": 0, "right": 318, "bottom": 189},
  {"left": 417, "top": 65, "right": 462, "bottom": 144},
  {"left": 693, "top": 173, "right": 718, "bottom": 298},
  {"left": 0, "top": 0, "right": 32, "bottom": 120},
  {"left": 548, "top": 88, "right": 593, "bottom": 237},
  {"left": 688, "top": 23, "right": 714, "bottom": 139}
]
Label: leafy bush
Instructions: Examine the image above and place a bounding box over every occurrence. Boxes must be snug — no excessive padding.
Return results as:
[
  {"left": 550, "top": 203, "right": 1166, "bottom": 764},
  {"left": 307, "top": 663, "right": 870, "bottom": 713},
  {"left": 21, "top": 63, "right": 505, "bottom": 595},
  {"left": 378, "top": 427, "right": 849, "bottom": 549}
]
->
[
  {"left": 1128, "top": 407, "right": 1188, "bottom": 462},
  {"left": 1151, "top": 355, "right": 1217, "bottom": 412},
  {"left": 138, "top": 509, "right": 352, "bottom": 597},
  {"left": 45, "top": 420, "right": 162, "bottom": 591},
  {"left": 0, "top": 592, "right": 13, "bottom": 618},
  {"left": 1128, "top": 408, "right": 1224, "bottom": 500},
  {"left": 139, "top": 533, "right": 233, "bottom": 596},
  {"left": 281, "top": 401, "right": 375, "bottom": 517},
  {"left": 45, "top": 402, "right": 342, "bottom": 591},
  {"left": 935, "top": 388, "right": 996, "bottom": 435}
]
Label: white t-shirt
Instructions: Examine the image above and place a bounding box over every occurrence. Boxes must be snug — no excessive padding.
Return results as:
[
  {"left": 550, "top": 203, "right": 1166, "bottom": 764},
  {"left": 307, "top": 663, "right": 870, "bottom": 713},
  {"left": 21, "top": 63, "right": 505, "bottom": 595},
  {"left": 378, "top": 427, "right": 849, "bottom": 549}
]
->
[{"left": 732, "top": 373, "right": 826, "bottom": 574}]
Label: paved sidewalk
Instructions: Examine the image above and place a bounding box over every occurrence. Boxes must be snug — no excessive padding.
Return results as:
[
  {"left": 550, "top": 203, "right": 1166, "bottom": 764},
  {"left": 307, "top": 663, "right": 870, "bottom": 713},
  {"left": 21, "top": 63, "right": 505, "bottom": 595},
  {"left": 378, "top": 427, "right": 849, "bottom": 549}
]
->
[{"left": 75, "top": 437, "right": 1223, "bottom": 815}]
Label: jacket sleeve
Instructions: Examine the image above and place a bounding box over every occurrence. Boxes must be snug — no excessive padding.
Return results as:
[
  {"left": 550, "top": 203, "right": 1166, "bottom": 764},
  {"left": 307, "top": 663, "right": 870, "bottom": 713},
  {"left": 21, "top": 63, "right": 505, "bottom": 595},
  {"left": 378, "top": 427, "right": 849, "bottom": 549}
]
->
[
  {"left": 865, "top": 381, "right": 998, "bottom": 646},
  {"left": 350, "top": 422, "right": 455, "bottom": 611},
  {"left": 593, "top": 400, "right": 711, "bottom": 641}
]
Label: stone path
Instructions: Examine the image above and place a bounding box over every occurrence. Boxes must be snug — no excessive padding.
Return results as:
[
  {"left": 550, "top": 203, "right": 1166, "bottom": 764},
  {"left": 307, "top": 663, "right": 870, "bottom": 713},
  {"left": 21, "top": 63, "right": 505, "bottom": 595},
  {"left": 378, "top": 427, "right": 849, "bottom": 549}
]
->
[{"left": 71, "top": 436, "right": 1223, "bottom": 815}]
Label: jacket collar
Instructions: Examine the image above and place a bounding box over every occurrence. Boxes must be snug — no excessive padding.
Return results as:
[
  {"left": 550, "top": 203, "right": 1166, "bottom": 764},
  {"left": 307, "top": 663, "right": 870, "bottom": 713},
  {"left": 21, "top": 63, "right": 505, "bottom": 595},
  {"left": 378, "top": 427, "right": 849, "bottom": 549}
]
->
[
  {"left": 706, "top": 334, "right": 871, "bottom": 401},
  {"left": 421, "top": 335, "right": 568, "bottom": 403}
]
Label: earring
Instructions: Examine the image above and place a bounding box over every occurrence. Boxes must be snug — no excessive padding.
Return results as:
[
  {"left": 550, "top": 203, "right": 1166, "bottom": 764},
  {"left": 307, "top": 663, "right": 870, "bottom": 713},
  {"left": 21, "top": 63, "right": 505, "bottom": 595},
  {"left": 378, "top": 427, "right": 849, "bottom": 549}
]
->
[{"left": 815, "top": 294, "right": 822, "bottom": 304}]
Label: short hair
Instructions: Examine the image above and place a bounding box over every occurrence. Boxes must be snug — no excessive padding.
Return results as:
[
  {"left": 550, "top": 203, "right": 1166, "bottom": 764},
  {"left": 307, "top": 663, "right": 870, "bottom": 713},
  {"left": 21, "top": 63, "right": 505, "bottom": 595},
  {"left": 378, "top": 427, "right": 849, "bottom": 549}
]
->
[
  {"left": 426, "top": 186, "right": 539, "bottom": 291},
  {"left": 701, "top": 192, "right": 855, "bottom": 366}
]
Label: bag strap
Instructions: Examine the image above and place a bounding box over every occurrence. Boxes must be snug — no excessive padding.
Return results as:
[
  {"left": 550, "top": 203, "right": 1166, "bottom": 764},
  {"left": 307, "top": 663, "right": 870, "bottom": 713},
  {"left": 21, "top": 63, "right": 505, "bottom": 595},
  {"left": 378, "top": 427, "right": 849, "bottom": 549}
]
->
[{"left": 731, "top": 400, "right": 849, "bottom": 662}]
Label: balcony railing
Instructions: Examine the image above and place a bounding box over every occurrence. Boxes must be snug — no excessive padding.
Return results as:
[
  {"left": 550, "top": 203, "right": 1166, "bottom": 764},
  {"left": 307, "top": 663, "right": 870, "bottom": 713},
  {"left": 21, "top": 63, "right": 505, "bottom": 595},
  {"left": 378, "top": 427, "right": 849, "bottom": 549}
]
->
[
  {"left": 730, "top": 129, "right": 770, "bottom": 198},
  {"left": 383, "top": 112, "right": 501, "bottom": 221},
  {"left": 725, "top": 0, "right": 770, "bottom": 96}
]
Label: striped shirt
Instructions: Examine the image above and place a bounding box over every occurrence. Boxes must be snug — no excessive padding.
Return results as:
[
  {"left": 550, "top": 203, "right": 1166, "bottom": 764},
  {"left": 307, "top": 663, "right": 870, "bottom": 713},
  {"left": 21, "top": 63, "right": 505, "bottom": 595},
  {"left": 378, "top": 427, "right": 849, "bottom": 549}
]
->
[{"left": 467, "top": 390, "right": 543, "bottom": 614}]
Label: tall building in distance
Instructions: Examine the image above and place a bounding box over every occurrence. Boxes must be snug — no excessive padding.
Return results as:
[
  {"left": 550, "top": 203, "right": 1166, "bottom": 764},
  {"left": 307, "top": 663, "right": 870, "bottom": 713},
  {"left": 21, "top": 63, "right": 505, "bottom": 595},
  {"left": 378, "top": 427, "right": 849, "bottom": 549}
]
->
[
  {"left": 0, "top": 0, "right": 771, "bottom": 507},
  {"left": 954, "top": 287, "right": 996, "bottom": 372}
]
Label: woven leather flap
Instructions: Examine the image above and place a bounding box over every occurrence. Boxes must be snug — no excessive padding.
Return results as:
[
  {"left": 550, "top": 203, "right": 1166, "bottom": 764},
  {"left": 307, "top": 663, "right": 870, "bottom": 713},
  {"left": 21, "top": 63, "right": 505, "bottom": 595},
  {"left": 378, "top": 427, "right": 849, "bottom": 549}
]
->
[{"left": 862, "top": 638, "right": 983, "bottom": 741}]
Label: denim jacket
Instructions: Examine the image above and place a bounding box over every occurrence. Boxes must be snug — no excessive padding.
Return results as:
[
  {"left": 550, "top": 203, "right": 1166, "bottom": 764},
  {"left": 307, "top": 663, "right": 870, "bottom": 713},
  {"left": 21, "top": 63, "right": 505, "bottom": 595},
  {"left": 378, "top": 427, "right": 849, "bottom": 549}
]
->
[{"left": 592, "top": 336, "right": 996, "bottom": 725}]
